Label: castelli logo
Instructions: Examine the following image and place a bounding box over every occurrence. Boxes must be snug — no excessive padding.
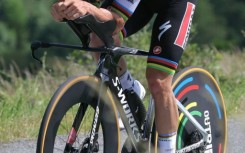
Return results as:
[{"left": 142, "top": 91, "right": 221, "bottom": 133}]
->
[{"left": 153, "top": 46, "right": 162, "bottom": 54}]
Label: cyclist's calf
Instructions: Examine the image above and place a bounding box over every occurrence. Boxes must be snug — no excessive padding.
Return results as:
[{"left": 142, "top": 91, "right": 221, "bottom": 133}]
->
[{"left": 146, "top": 68, "right": 178, "bottom": 134}]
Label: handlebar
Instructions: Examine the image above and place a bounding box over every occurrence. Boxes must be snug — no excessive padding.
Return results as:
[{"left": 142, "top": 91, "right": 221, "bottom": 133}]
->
[{"left": 30, "top": 14, "right": 149, "bottom": 64}]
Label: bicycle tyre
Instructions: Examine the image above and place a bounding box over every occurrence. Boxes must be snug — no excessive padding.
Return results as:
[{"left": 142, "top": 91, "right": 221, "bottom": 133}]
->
[
  {"left": 36, "top": 75, "right": 120, "bottom": 153},
  {"left": 152, "top": 67, "right": 227, "bottom": 153}
]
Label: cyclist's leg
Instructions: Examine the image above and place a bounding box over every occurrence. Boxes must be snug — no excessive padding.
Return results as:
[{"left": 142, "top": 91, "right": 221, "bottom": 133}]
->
[
  {"left": 90, "top": 31, "right": 145, "bottom": 130},
  {"left": 146, "top": 0, "right": 197, "bottom": 152},
  {"left": 90, "top": 0, "right": 146, "bottom": 129},
  {"left": 90, "top": 1, "right": 146, "bottom": 99},
  {"left": 146, "top": 69, "right": 179, "bottom": 153}
]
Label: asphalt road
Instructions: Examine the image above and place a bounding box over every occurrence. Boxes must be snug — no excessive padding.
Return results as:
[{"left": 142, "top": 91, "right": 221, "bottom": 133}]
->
[
  {"left": 0, "top": 117, "right": 244, "bottom": 153},
  {"left": 226, "top": 115, "right": 245, "bottom": 153}
]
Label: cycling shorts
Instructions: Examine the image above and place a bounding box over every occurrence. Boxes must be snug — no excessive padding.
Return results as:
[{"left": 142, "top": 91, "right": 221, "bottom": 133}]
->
[{"left": 124, "top": 0, "right": 197, "bottom": 75}]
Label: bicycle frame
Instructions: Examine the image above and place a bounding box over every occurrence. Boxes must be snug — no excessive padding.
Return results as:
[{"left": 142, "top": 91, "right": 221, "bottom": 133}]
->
[
  {"left": 31, "top": 41, "right": 209, "bottom": 153},
  {"left": 84, "top": 48, "right": 209, "bottom": 153}
]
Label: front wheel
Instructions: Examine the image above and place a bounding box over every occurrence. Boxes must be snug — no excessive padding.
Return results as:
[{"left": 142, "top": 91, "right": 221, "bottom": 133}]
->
[{"left": 36, "top": 75, "right": 120, "bottom": 153}]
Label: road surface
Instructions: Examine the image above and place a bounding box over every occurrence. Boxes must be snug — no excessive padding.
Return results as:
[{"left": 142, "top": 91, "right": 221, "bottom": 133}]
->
[{"left": 0, "top": 116, "right": 244, "bottom": 153}]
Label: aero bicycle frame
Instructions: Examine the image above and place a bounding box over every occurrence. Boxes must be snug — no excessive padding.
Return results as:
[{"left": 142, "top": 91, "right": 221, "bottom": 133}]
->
[{"left": 31, "top": 14, "right": 209, "bottom": 153}]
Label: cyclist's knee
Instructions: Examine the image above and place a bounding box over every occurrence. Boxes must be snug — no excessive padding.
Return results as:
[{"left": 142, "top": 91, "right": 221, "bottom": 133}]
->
[{"left": 146, "top": 68, "right": 173, "bottom": 96}]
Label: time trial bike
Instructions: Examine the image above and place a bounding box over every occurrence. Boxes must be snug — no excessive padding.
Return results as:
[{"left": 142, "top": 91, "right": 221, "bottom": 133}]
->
[{"left": 31, "top": 14, "right": 227, "bottom": 153}]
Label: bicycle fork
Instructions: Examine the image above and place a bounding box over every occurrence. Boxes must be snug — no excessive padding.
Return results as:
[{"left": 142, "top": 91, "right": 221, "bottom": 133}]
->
[
  {"left": 65, "top": 100, "right": 89, "bottom": 152},
  {"left": 86, "top": 80, "right": 106, "bottom": 153}
]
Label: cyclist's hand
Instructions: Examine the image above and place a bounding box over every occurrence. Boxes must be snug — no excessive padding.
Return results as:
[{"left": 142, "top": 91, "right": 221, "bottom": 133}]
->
[
  {"left": 51, "top": 1, "right": 65, "bottom": 21},
  {"left": 51, "top": 0, "right": 88, "bottom": 21}
]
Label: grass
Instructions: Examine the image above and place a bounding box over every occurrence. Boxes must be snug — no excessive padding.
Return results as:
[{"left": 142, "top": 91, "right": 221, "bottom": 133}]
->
[
  {"left": 0, "top": 48, "right": 244, "bottom": 142},
  {"left": 0, "top": 64, "right": 55, "bottom": 142},
  {"left": 0, "top": 56, "right": 92, "bottom": 142},
  {"left": 218, "top": 51, "right": 245, "bottom": 114}
]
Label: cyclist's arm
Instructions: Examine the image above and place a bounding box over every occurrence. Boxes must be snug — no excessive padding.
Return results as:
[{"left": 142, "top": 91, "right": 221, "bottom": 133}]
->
[
  {"left": 51, "top": 0, "right": 124, "bottom": 33},
  {"left": 123, "top": 1, "right": 154, "bottom": 38},
  {"left": 51, "top": 0, "right": 116, "bottom": 22}
]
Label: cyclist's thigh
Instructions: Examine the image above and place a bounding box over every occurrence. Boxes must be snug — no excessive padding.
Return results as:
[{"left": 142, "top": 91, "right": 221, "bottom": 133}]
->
[{"left": 147, "top": 0, "right": 197, "bottom": 75}]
